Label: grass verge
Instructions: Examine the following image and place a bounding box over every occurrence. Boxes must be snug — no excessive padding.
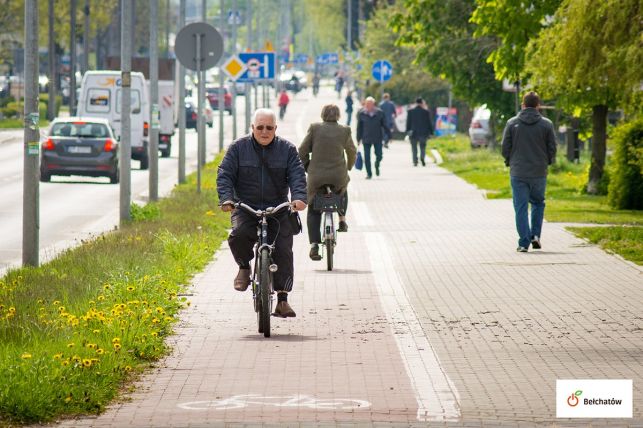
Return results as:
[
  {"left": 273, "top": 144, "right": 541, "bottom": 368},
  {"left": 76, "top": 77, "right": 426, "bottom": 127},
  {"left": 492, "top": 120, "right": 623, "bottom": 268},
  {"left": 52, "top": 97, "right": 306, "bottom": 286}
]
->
[
  {"left": 0, "top": 153, "right": 229, "bottom": 424},
  {"left": 567, "top": 226, "right": 643, "bottom": 265},
  {"left": 0, "top": 119, "right": 49, "bottom": 129},
  {"left": 432, "top": 134, "right": 643, "bottom": 263}
]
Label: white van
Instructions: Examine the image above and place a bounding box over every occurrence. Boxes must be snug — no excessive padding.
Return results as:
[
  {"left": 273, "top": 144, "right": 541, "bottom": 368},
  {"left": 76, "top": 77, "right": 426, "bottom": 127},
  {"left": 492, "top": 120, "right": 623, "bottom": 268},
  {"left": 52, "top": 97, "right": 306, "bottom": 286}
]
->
[
  {"left": 77, "top": 70, "right": 150, "bottom": 169},
  {"left": 157, "top": 80, "right": 175, "bottom": 158}
]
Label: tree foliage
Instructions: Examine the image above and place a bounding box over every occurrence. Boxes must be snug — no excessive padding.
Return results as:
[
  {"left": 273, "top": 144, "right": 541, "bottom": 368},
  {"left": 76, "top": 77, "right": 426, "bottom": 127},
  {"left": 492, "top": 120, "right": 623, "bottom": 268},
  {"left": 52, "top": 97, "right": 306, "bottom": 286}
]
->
[
  {"left": 390, "top": 0, "right": 514, "bottom": 122},
  {"left": 470, "top": 0, "right": 561, "bottom": 82}
]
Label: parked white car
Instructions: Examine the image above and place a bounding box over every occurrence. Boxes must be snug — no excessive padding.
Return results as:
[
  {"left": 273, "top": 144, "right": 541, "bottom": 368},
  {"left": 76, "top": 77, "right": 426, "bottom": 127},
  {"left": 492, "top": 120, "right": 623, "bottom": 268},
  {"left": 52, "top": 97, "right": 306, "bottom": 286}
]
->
[{"left": 468, "top": 105, "right": 492, "bottom": 147}]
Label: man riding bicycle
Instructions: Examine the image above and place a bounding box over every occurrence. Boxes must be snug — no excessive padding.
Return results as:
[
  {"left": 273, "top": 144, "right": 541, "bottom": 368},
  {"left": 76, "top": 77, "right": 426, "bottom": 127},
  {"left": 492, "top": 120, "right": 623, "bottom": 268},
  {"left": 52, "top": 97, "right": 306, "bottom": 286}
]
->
[
  {"left": 298, "top": 104, "right": 357, "bottom": 260},
  {"left": 217, "top": 108, "right": 307, "bottom": 318}
]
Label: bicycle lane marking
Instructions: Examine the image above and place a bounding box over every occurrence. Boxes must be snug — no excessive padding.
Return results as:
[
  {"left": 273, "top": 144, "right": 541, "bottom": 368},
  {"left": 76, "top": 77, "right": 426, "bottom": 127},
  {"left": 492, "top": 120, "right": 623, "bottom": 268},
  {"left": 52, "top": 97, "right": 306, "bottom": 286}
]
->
[{"left": 364, "top": 232, "right": 461, "bottom": 422}]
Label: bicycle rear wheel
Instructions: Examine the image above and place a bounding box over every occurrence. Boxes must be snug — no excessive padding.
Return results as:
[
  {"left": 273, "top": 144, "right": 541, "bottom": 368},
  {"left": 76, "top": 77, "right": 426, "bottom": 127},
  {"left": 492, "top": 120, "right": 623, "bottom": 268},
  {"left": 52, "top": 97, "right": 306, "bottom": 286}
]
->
[
  {"left": 325, "top": 238, "right": 334, "bottom": 271},
  {"left": 259, "top": 249, "right": 271, "bottom": 337}
]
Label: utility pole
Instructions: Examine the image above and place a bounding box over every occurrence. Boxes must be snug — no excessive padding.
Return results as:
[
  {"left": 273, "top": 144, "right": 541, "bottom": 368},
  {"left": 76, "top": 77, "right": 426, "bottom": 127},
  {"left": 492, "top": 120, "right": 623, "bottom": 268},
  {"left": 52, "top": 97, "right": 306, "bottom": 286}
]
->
[
  {"left": 83, "top": 0, "right": 90, "bottom": 74},
  {"left": 70, "top": 0, "right": 77, "bottom": 115},
  {"left": 231, "top": 0, "right": 237, "bottom": 140},
  {"left": 120, "top": 0, "right": 132, "bottom": 223},
  {"left": 178, "top": 0, "right": 186, "bottom": 183},
  {"left": 218, "top": 0, "right": 225, "bottom": 152},
  {"left": 47, "top": 0, "right": 56, "bottom": 120},
  {"left": 149, "top": 0, "right": 159, "bottom": 201},
  {"left": 245, "top": 0, "right": 252, "bottom": 132},
  {"left": 200, "top": 0, "right": 207, "bottom": 165},
  {"left": 23, "top": 0, "right": 39, "bottom": 267}
]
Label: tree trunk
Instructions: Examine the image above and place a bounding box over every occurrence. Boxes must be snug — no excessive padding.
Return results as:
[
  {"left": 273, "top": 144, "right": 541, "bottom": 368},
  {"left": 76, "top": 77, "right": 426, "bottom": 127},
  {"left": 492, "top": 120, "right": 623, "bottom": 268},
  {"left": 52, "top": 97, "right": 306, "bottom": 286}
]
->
[{"left": 587, "top": 104, "right": 608, "bottom": 194}]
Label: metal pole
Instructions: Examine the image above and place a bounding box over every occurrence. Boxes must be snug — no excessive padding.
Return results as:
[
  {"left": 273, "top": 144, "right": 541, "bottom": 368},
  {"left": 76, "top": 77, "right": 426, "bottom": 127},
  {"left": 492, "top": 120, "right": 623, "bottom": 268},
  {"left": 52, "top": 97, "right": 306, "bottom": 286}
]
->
[
  {"left": 347, "top": 0, "right": 351, "bottom": 52},
  {"left": 47, "top": 0, "right": 56, "bottom": 120},
  {"left": 201, "top": 0, "right": 207, "bottom": 165},
  {"left": 120, "top": 0, "right": 132, "bottom": 223},
  {"left": 70, "top": 0, "right": 77, "bottom": 115},
  {"left": 196, "top": 33, "right": 203, "bottom": 193},
  {"left": 245, "top": 0, "right": 252, "bottom": 132},
  {"left": 149, "top": 0, "right": 159, "bottom": 201},
  {"left": 83, "top": 0, "right": 90, "bottom": 74},
  {"left": 178, "top": 0, "right": 186, "bottom": 183},
  {"left": 218, "top": 0, "right": 225, "bottom": 152},
  {"left": 23, "top": 0, "right": 39, "bottom": 267},
  {"left": 231, "top": 0, "right": 238, "bottom": 141}
]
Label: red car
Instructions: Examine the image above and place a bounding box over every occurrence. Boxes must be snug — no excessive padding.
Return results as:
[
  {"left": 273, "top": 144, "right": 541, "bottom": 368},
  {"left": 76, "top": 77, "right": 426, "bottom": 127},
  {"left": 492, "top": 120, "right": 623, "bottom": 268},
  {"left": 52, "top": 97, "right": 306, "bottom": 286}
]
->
[{"left": 206, "top": 86, "right": 232, "bottom": 114}]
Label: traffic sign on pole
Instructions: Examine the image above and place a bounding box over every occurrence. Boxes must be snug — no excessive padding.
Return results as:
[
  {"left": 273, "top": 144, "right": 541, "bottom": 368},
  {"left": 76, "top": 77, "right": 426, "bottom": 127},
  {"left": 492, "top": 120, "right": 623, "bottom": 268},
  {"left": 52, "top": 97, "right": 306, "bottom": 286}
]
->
[
  {"left": 175, "top": 22, "right": 224, "bottom": 71},
  {"left": 372, "top": 60, "right": 393, "bottom": 82},
  {"left": 236, "top": 52, "right": 275, "bottom": 82},
  {"left": 222, "top": 55, "right": 247, "bottom": 81}
]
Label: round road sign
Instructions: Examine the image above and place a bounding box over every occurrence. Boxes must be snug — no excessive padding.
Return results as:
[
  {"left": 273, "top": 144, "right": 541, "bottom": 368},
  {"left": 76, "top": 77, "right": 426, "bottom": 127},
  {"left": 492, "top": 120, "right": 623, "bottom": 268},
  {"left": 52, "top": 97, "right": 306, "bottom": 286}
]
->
[{"left": 175, "top": 22, "right": 224, "bottom": 71}]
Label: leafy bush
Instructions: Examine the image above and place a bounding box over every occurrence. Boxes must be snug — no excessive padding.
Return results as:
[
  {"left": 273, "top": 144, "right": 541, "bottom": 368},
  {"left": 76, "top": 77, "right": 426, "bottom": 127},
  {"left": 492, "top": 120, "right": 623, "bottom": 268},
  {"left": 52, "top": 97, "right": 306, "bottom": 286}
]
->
[
  {"left": 608, "top": 117, "right": 643, "bottom": 209},
  {"left": 40, "top": 94, "right": 62, "bottom": 116}
]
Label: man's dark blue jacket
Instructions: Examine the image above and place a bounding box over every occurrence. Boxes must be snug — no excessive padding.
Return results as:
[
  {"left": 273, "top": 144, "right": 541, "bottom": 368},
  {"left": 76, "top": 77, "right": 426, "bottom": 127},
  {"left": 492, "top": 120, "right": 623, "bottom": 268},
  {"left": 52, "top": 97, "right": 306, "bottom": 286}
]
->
[{"left": 217, "top": 134, "right": 307, "bottom": 210}]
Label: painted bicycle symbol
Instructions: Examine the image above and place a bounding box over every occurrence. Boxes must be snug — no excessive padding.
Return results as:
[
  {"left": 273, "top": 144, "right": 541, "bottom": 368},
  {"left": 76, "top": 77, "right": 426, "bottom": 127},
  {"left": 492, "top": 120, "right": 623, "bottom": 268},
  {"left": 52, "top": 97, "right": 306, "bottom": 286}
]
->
[{"left": 178, "top": 394, "right": 371, "bottom": 411}]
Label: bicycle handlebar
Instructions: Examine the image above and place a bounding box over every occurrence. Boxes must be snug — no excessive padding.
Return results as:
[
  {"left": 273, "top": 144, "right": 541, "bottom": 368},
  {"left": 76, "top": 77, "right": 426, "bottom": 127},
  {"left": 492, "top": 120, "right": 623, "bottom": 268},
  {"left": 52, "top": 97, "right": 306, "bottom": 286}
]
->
[{"left": 234, "top": 201, "right": 292, "bottom": 218}]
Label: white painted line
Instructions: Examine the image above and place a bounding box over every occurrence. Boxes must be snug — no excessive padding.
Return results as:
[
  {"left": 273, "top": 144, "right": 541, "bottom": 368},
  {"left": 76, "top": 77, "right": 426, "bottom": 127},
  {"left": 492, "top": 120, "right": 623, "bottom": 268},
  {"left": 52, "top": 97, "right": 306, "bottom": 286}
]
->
[
  {"left": 365, "top": 232, "right": 461, "bottom": 422},
  {"left": 350, "top": 201, "right": 374, "bottom": 227},
  {"left": 430, "top": 149, "right": 443, "bottom": 164}
]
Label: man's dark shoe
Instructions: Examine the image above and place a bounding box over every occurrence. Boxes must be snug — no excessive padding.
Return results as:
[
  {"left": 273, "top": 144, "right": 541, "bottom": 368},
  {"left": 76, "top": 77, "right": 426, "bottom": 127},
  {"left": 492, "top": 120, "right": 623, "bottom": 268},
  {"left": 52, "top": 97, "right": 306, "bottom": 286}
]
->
[
  {"left": 309, "top": 244, "right": 322, "bottom": 261},
  {"left": 375, "top": 164, "right": 380, "bottom": 176},
  {"left": 234, "top": 268, "right": 250, "bottom": 291},
  {"left": 274, "top": 301, "right": 296, "bottom": 318},
  {"left": 338, "top": 220, "right": 348, "bottom": 232},
  {"left": 421, "top": 158, "right": 426, "bottom": 166},
  {"left": 531, "top": 236, "right": 542, "bottom": 249},
  {"left": 366, "top": 175, "right": 372, "bottom": 180},
  {"left": 413, "top": 162, "right": 418, "bottom": 167},
  {"left": 383, "top": 142, "right": 389, "bottom": 149}
]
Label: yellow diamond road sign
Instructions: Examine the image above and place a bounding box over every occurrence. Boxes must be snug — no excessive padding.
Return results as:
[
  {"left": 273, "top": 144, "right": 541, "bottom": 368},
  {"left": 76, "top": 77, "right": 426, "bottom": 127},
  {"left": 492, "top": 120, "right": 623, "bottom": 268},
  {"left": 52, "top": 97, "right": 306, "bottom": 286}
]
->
[{"left": 222, "top": 55, "right": 247, "bottom": 81}]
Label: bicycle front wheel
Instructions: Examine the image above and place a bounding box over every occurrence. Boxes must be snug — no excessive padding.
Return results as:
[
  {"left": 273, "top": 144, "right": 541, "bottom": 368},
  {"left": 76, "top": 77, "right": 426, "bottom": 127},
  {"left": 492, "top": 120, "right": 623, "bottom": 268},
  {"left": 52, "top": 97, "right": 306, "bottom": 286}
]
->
[
  {"left": 259, "top": 249, "right": 271, "bottom": 337},
  {"left": 325, "top": 238, "right": 334, "bottom": 271}
]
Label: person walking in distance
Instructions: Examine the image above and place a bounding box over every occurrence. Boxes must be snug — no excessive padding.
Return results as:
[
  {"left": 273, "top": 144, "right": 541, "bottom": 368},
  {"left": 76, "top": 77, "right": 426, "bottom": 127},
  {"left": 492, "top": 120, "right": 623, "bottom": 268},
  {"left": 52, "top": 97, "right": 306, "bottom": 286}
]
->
[
  {"left": 379, "top": 93, "right": 397, "bottom": 148},
  {"left": 217, "top": 108, "right": 308, "bottom": 317},
  {"left": 405, "top": 97, "right": 434, "bottom": 166},
  {"left": 356, "top": 96, "right": 390, "bottom": 179},
  {"left": 345, "top": 91, "right": 354, "bottom": 126},
  {"left": 298, "top": 104, "right": 356, "bottom": 260},
  {"left": 501, "top": 92, "right": 557, "bottom": 252},
  {"left": 278, "top": 89, "right": 290, "bottom": 120}
]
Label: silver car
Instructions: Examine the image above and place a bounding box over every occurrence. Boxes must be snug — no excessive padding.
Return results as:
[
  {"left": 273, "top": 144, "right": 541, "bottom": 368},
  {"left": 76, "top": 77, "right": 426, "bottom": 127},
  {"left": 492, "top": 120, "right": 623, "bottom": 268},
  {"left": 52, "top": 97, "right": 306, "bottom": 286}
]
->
[
  {"left": 468, "top": 106, "right": 492, "bottom": 147},
  {"left": 40, "top": 117, "right": 119, "bottom": 183}
]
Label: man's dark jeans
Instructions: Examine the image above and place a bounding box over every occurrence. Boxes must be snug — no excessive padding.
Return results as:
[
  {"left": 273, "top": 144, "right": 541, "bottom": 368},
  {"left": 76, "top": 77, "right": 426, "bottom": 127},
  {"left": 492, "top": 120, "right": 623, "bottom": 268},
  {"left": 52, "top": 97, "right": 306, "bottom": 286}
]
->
[
  {"left": 510, "top": 176, "right": 546, "bottom": 248},
  {"left": 362, "top": 141, "right": 382, "bottom": 177},
  {"left": 411, "top": 137, "right": 427, "bottom": 165},
  {"left": 228, "top": 210, "right": 294, "bottom": 292}
]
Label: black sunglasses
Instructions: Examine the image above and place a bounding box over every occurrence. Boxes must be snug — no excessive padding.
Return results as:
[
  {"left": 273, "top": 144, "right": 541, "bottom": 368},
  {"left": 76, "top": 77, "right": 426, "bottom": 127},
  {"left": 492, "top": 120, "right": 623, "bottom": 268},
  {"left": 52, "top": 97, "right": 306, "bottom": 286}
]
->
[{"left": 254, "top": 125, "right": 275, "bottom": 131}]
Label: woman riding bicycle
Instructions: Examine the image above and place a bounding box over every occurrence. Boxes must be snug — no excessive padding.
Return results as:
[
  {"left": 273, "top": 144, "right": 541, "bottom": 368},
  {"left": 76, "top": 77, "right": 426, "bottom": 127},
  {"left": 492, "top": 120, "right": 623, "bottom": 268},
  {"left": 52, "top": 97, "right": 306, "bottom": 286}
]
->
[{"left": 298, "top": 104, "right": 357, "bottom": 261}]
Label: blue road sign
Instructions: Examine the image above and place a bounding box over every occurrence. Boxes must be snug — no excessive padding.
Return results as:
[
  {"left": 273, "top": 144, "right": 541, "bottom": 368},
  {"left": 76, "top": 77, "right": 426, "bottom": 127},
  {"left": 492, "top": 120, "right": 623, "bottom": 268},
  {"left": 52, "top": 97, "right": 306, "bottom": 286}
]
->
[
  {"left": 372, "top": 60, "right": 393, "bottom": 82},
  {"left": 316, "top": 52, "right": 339, "bottom": 65},
  {"left": 294, "top": 54, "right": 308, "bottom": 64},
  {"left": 237, "top": 52, "right": 276, "bottom": 82}
]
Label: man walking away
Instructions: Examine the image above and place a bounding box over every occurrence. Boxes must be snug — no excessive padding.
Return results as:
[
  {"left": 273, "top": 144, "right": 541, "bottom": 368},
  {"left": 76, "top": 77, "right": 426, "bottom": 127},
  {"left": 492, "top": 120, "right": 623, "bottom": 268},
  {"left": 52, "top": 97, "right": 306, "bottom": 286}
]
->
[
  {"left": 405, "top": 97, "right": 434, "bottom": 166},
  {"left": 345, "top": 91, "right": 354, "bottom": 126},
  {"left": 501, "top": 92, "right": 557, "bottom": 252},
  {"left": 356, "top": 96, "right": 390, "bottom": 179},
  {"left": 379, "top": 93, "right": 396, "bottom": 148}
]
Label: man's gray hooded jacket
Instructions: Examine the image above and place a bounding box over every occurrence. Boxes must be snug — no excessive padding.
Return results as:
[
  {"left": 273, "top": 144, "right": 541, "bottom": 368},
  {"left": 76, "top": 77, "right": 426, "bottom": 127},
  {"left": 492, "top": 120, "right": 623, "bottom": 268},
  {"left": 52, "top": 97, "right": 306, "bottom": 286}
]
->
[{"left": 501, "top": 108, "right": 557, "bottom": 178}]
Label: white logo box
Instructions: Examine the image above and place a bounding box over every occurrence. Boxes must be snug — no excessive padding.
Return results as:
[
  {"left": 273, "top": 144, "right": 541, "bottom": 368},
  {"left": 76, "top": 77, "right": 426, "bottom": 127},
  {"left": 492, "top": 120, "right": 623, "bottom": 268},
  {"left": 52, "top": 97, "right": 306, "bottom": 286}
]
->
[{"left": 556, "top": 379, "right": 632, "bottom": 418}]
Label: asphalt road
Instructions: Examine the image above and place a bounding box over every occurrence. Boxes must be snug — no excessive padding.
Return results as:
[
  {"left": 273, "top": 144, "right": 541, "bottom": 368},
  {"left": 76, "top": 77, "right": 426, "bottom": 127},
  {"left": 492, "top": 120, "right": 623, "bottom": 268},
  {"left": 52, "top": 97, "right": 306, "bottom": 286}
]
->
[{"left": 0, "top": 96, "right": 251, "bottom": 275}]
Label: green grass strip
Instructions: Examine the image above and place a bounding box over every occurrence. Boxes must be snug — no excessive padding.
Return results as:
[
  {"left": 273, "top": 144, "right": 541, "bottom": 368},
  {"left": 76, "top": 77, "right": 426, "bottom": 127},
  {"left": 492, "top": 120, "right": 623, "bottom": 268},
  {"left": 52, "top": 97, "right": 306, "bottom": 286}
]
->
[
  {"left": 0, "top": 153, "right": 230, "bottom": 424},
  {"left": 567, "top": 226, "right": 643, "bottom": 265}
]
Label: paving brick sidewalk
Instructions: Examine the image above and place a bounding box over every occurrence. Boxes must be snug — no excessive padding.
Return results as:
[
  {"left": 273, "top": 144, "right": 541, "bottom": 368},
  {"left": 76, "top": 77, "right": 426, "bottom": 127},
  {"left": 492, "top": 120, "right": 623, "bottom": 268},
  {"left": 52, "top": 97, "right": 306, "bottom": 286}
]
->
[{"left": 54, "top": 92, "right": 642, "bottom": 427}]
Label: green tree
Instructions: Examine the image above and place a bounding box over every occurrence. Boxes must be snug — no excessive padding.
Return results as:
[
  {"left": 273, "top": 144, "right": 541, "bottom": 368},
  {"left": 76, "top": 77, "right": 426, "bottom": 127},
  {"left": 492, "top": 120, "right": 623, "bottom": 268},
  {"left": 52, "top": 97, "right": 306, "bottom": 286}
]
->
[
  {"left": 390, "top": 0, "right": 515, "bottom": 127},
  {"left": 526, "top": 0, "right": 642, "bottom": 194},
  {"left": 470, "top": 0, "right": 561, "bottom": 82}
]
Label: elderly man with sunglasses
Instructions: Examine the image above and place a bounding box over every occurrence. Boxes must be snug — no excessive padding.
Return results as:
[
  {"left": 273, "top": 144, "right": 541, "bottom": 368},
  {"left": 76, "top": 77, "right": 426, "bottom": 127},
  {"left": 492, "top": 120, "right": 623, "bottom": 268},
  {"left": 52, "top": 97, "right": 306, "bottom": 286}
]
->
[{"left": 217, "top": 108, "right": 307, "bottom": 318}]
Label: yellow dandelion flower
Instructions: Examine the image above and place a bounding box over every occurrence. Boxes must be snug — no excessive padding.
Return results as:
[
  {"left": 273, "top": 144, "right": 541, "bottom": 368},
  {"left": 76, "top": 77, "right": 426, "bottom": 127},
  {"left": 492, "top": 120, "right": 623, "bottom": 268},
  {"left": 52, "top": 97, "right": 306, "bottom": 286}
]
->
[
  {"left": 67, "top": 342, "right": 75, "bottom": 348},
  {"left": 61, "top": 360, "right": 70, "bottom": 366},
  {"left": 113, "top": 343, "right": 122, "bottom": 351},
  {"left": 21, "top": 353, "right": 32, "bottom": 359},
  {"left": 86, "top": 343, "right": 97, "bottom": 349},
  {"left": 72, "top": 355, "right": 81, "bottom": 363},
  {"left": 150, "top": 332, "right": 158, "bottom": 337},
  {"left": 53, "top": 353, "right": 63, "bottom": 360},
  {"left": 155, "top": 307, "right": 164, "bottom": 314},
  {"left": 164, "top": 317, "right": 172, "bottom": 322},
  {"left": 97, "top": 295, "right": 105, "bottom": 301},
  {"left": 89, "top": 300, "right": 96, "bottom": 306},
  {"left": 82, "top": 359, "right": 92, "bottom": 368},
  {"left": 53, "top": 300, "right": 61, "bottom": 306},
  {"left": 58, "top": 306, "right": 65, "bottom": 312},
  {"left": 96, "top": 348, "right": 105, "bottom": 355},
  {"left": 37, "top": 299, "right": 44, "bottom": 304},
  {"left": 64, "top": 395, "right": 72, "bottom": 403},
  {"left": 152, "top": 318, "right": 160, "bottom": 324},
  {"left": 92, "top": 329, "right": 100, "bottom": 334},
  {"left": 103, "top": 284, "right": 111, "bottom": 290},
  {"left": 124, "top": 365, "right": 132, "bottom": 372},
  {"left": 206, "top": 210, "right": 215, "bottom": 216},
  {"left": 8, "top": 307, "right": 16, "bottom": 313},
  {"left": 112, "top": 337, "right": 120, "bottom": 344},
  {"left": 126, "top": 286, "right": 135, "bottom": 292}
]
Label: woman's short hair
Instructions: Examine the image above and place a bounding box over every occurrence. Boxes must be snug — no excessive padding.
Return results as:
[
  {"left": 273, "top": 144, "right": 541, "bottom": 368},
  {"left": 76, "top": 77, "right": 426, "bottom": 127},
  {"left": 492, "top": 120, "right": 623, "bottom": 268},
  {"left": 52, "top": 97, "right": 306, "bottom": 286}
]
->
[{"left": 321, "top": 104, "right": 341, "bottom": 122}]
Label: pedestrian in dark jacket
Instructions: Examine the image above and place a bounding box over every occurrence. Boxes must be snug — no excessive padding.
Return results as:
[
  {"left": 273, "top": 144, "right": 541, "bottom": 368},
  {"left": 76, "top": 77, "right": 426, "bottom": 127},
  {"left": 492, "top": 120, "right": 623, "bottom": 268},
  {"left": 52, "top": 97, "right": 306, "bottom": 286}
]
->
[
  {"left": 405, "top": 97, "right": 434, "bottom": 166},
  {"left": 345, "top": 91, "right": 354, "bottom": 126},
  {"left": 501, "top": 92, "right": 557, "bottom": 252},
  {"left": 379, "top": 93, "right": 397, "bottom": 148},
  {"left": 217, "top": 108, "right": 307, "bottom": 317},
  {"left": 356, "top": 96, "right": 390, "bottom": 179}
]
